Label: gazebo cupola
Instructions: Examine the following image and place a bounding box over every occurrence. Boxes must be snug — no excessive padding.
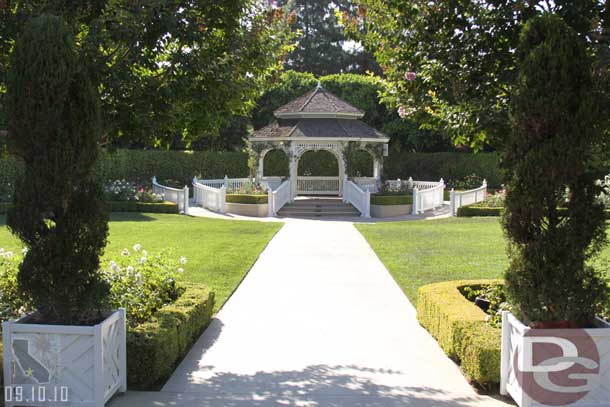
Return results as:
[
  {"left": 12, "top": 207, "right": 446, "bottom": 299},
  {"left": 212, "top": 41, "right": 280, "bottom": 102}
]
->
[{"left": 248, "top": 83, "right": 389, "bottom": 197}]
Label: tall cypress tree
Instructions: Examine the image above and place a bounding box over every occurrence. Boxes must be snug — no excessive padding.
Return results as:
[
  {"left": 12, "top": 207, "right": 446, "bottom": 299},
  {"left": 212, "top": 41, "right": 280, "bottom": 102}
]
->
[
  {"left": 7, "top": 14, "right": 108, "bottom": 324},
  {"left": 503, "top": 14, "right": 608, "bottom": 326}
]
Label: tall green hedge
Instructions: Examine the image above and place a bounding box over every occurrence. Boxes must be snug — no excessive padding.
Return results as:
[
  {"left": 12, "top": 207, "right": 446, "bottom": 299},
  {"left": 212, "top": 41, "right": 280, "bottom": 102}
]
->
[{"left": 0, "top": 150, "right": 503, "bottom": 194}]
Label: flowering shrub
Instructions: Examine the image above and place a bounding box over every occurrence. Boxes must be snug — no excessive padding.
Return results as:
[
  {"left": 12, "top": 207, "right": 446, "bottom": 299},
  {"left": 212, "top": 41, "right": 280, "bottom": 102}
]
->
[
  {"left": 448, "top": 174, "right": 484, "bottom": 190},
  {"left": 230, "top": 181, "right": 267, "bottom": 195},
  {"left": 0, "top": 248, "right": 31, "bottom": 321},
  {"left": 595, "top": 175, "right": 610, "bottom": 209},
  {"left": 0, "top": 245, "right": 186, "bottom": 328},
  {"left": 477, "top": 189, "right": 506, "bottom": 208},
  {"left": 104, "top": 179, "right": 138, "bottom": 201},
  {"left": 101, "top": 244, "right": 186, "bottom": 327},
  {"left": 460, "top": 284, "right": 512, "bottom": 328},
  {"left": 379, "top": 178, "right": 413, "bottom": 195},
  {"left": 135, "top": 188, "right": 164, "bottom": 203}
]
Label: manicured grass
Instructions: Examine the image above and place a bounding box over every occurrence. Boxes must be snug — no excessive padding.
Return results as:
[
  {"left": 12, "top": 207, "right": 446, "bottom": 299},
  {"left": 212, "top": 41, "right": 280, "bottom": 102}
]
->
[
  {"left": 0, "top": 213, "right": 281, "bottom": 311},
  {"left": 357, "top": 217, "right": 610, "bottom": 304}
]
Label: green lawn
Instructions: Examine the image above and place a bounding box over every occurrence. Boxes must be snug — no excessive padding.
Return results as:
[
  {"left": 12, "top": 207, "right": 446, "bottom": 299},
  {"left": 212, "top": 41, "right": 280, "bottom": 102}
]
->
[
  {"left": 357, "top": 217, "right": 610, "bottom": 304},
  {"left": 0, "top": 213, "right": 281, "bottom": 311}
]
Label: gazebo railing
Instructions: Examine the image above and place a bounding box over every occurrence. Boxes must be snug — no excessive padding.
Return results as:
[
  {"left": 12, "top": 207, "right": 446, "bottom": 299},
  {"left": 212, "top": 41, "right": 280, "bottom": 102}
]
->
[
  {"left": 268, "top": 179, "right": 291, "bottom": 216},
  {"left": 412, "top": 179, "right": 445, "bottom": 215},
  {"left": 193, "top": 177, "right": 226, "bottom": 214},
  {"left": 152, "top": 177, "right": 189, "bottom": 214},
  {"left": 296, "top": 176, "right": 340, "bottom": 195},
  {"left": 449, "top": 180, "right": 487, "bottom": 216},
  {"left": 343, "top": 177, "right": 370, "bottom": 218}
]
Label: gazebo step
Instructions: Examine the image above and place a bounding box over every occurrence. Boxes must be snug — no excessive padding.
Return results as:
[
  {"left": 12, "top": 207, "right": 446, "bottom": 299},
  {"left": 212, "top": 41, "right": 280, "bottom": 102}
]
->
[{"left": 278, "top": 200, "right": 361, "bottom": 218}]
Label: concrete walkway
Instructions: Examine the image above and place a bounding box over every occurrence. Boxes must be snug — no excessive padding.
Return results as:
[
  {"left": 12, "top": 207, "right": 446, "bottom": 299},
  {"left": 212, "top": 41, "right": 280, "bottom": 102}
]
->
[{"left": 111, "top": 220, "right": 512, "bottom": 407}]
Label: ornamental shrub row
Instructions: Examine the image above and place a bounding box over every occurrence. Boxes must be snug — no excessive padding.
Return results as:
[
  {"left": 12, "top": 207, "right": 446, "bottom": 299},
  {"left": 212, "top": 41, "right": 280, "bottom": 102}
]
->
[
  {"left": 226, "top": 194, "right": 268, "bottom": 204},
  {"left": 126, "top": 282, "right": 215, "bottom": 389},
  {"left": 417, "top": 280, "right": 503, "bottom": 390},
  {"left": 457, "top": 206, "right": 504, "bottom": 217},
  {"left": 107, "top": 201, "right": 180, "bottom": 214},
  {"left": 0, "top": 150, "right": 504, "bottom": 197},
  {"left": 370, "top": 194, "right": 413, "bottom": 205}
]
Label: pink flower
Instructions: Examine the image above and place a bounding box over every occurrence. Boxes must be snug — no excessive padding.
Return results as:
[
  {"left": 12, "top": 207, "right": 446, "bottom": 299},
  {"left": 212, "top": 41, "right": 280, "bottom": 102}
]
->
[
  {"left": 398, "top": 106, "right": 408, "bottom": 118},
  {"left": 404, "top": 71, "right": 417, "bottom": 81}
]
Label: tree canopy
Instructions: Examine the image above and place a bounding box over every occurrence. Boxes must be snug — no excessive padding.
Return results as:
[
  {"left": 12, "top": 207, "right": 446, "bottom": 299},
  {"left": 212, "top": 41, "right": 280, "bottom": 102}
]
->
[
  {"left": 345, "top": 0, "right": 610, "bottom": 150},
  {"left": 0, "top": 1, "right": 294, "bottom": 147}
]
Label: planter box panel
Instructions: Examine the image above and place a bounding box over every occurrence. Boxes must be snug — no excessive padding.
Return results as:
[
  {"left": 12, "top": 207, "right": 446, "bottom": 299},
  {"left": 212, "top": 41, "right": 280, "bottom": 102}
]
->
[
  {"left": 501, "top": 311, "right": 610, "bottom": 407},
  {"left": 226, "top": 202, "right": 268, "bottom": 217},
  {"left": 2, "top": 309, "right": 126, "bottom": 407},
  {"left": 370, "top": 204, "right": 412, "bottom": 218}
]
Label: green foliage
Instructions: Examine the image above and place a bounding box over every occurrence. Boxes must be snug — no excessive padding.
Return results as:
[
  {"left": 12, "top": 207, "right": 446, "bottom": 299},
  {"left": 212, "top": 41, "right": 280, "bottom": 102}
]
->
[
  {"left": 0, "top": 203, "right": 10, "bottom": 215},
  {"left": 457, "top": 207, "right": 503, "bottom": 218},
  {"left": 6, "top": 15, "right": 109, "bottom": 323},
  {"left": 106, "top": 201, "right": 179, "bottom": 214},
  {"left": 263, "top": 149, "right": 289, "bottom": 177},
  {"left": 460, "top": 284, "right": 511, "bottom": 328},
  {"left": 0, "top": 155, "right": 21, "bottom": 202},
  {"left": 226, "top": 194, "right": 268, "bottom": 205},
  {"left": 126, "top": 283, "right": 214, "bottom": 389},
  {"left": 1, "top": 1, "right": 294, "bottom": 148},
  {"left": 0, "top": 249, "right": 30, "bottom": 321},
  {"left": 384, "top": 152, "right": 502, "bottom": 188},
  {"left": 347, "top": 1, "right": 609, "bottom": 149},
  {"left": 448, "top": 174, "right": 485, "bottom": 190},
  {"left": 370, "top": 194, "right": 412, "bottom": 206},
  {"left": 278, "top": 1, "right": 377, "bottom": 76},
  {"left": 101, "top": 246, "right": 186, "bottom": 327},
  {"left": 503, "top": 15, "right": 609, "bottom": 325},
  {"left": 417, "top": 280, "right": 503, "bottom": 389},
  {"left": 298, "top": 150, "right": 339, "bottom": 176}
]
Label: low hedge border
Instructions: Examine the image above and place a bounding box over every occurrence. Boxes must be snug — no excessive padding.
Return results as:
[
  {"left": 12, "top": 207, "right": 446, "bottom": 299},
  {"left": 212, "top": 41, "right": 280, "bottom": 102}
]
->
[
  {"left": 370, "top": 194, "right": 413, "bottom": 205},
  {"left": 126, "top": 282, "right": 215, "bottom": 389},
  {"left": 226, "top": 194, "right": 268, "bottom": 204},
  {"left": 417, "top": 279, "right": 503, "bottom": 390},
  {"left": 457, "top": 206, "right": 503, "bottom": 217},
  {"left": 107, "top": 201, "right": 179, "bottom": 214}
]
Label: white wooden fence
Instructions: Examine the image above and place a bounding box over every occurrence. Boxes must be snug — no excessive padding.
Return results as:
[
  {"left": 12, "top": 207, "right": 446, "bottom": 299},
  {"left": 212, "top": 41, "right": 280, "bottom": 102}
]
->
[
  {"left": 412, "top": 179, "right": 445, "bottom": 215},
  {"left": 195, "top": 176, "right": 255, "bottom": 193},
  {"left": 193, "top": 177, "right": 226, "bottom": 213},
  {"left": 354, "top": 177, "right": 379, "bottom": 192},
  {"left": 296, "top": 176, "right": 340, "bottom": 195},
  {"left": 152, "top": 177, "right": 189, "bottom": 214},
  {"left": 343, "top": 176, "right": 370, "bottom": 218},
  {"left": 449, "top": 180, "right": 487, "bottom": 216},
  {"left": 268, "top": 179, "right": 292, "bottom": 217}
]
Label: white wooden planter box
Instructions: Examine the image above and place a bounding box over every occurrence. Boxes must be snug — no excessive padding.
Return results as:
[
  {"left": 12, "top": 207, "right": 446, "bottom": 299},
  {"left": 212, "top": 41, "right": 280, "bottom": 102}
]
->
[
  {"left": 2, "top": 309, "right": 126, "bottom": 407},
  {"left": 500, "top": 311, "right": 610, "bottom": 407},
  {"left": 370, "top": 204, "right": 412, "bottom": 218},
  {"left": 226, "top": 202, "right": 268, "bottom": 217}
]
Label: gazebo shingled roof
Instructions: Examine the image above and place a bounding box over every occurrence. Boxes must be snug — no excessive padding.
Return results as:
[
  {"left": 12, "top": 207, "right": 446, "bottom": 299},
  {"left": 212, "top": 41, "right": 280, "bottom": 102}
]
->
[{"left": 274, "top": 86, "right": 364, "bottom": 118}]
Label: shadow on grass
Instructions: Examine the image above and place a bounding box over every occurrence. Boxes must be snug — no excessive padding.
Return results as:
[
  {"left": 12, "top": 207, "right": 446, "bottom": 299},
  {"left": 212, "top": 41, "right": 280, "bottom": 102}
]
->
[{"left": 108, "top": 212, "right": 157, "bottom": 222}]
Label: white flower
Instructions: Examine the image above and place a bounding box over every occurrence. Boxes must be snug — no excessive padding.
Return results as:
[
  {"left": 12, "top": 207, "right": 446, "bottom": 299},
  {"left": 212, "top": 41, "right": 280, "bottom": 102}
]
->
[
  {"left": 140, "top": 256, "right": 147, "bottom": 264},
  {"left": 142, "top": 249, "right": 148, "bottom": 257},
  {"left": 109, "top": 261, "right": 118, "bottom": 271},
  {"left": 121, "top": 248, "right": 130, "bottom": 256},
  {"left": 0, "top": 248, "right": 4, "bottom": 254},
  {"left": 4, "top": 251, "right": 13, "bottom": 259},
  {"left": 126, "top": 266, "right": 135, "bottom": 274},
  {"left": 21, "top": 247, "right": 28, "bottom": 255},
  {"left": 133, "top": 244, "right": 142, "bottom": 252},
  {"left": 180, "top": 256, "right": 187, "bottom": 265},
  {"left": 177, "top": 268, "right": 184, "bottom": 273}
]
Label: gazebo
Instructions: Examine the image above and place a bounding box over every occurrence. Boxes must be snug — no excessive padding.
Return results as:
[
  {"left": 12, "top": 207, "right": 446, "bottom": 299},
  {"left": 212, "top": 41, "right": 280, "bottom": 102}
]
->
[{"left": 248, "top": 84, "right": 389, "bottom": 198}]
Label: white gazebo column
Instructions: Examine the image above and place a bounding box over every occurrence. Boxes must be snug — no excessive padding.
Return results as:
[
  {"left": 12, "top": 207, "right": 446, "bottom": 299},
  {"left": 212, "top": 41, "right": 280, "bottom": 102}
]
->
[
  {"left": 373, "top": 157, "right": 383, "bottom": 180},
  {"left": 289, "top": 146, "right": 297, "bottom": 200},
  {"left": 338, "top": 150, "right": 346, "bottom": 197},
  {"left": 256, "top": 152, "right": 265, "bottom": 181}
]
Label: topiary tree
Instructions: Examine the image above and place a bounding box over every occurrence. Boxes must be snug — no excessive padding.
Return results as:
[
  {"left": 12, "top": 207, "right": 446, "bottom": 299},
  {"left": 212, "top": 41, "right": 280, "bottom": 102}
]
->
[
  {"left": 6, "top": 14, "right": 109, "bottom": 324},
  {"left": 503, "top": 14, "right": 608, "bottom": 327}
]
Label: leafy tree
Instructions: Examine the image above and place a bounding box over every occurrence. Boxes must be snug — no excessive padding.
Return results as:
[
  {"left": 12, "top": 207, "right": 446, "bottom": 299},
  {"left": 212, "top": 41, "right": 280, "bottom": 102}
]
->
[
  {"left": 346, "top": 0, "right": 610, "bottom": 150},
  {"left": 279, "top": 0, "right": 378, "bottom": 75},
  {"left": 6, "top": 15, "right": 109, "bottom": 323},
  {"left": 0, "top": 1, "right": 294, "bottom": 147},
  {"left": 503, "top": 14, "right": 608, "bottom": 325}
]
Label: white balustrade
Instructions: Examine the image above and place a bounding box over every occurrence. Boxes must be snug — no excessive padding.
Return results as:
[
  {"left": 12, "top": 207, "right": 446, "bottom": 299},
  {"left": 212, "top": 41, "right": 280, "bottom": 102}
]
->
[
  {"left": 152, "top": 176, "right": 189, "bottom": 214},
  {"left": 354, "top": 177, "right": 379, "bottom": 192},
  {"left": 195, "top": 175, "right": 254, "bottom": 193},
  {"left": 412, "top": 179, "right": 445, "bottom": 215},
  {"left": 296, "top": 176, "right": 340, "bottom": 195},
  {"left": 268, "top": 179, "right": 292, "bottom": 217},
  {"left": 343, "top": 176, "right": 370, "bottom": 218},
  {"left": 193, "top": 177, "right": 226, "bottom": 213},
  {"left": 449, "top": 180, "right": 487, "bottom": 216}
]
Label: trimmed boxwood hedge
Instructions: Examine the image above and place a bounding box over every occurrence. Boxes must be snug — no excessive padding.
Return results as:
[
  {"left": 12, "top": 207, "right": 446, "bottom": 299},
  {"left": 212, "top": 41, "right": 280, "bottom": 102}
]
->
[
  {"left": 226, "top": 194, "right": 268, "bottom": 204},
  {"left": 127, "top": 282, "right": 215, "bottom": 389},
  {"left": 417, "top": 279, "right": 503, "bottom": 390},
  {"left": 107, "top": 200, "right": 179, "bottom": 214},
  {"left": 370, "top": 194, "right": 413, "bottom": 205},
  {"left": 457, "top": 206, "right": 504, "bottom": 217}
]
